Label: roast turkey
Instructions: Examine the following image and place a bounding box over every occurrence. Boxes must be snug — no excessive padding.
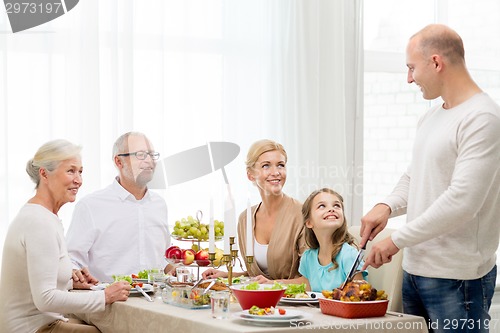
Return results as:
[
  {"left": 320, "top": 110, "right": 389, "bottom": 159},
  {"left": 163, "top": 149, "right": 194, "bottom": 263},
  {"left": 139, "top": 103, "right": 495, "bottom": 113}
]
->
[{"left": 322, "top": 279, "right": 387, "bottom": 302}]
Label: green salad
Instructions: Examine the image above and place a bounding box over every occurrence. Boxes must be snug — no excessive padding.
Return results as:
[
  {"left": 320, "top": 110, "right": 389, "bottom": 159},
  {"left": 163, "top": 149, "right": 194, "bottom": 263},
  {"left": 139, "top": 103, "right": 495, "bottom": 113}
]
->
[
  {"left": 241, "top": 281, "right": 284, "bottom": 290},
  {"left": 284, "top": 283, "right": 306, "bottom": 297},
  {"left": 217, "top": 276, "right": 243, "bottom": 284},
  {"left": 112, "top": 275, "right": 133, "bottom": 285},
  {"left": 136, "top": 270, "right": 149, "bottom": 279},
  {"left": 136, "top": 268, "right": 160, "bottom": 279}
]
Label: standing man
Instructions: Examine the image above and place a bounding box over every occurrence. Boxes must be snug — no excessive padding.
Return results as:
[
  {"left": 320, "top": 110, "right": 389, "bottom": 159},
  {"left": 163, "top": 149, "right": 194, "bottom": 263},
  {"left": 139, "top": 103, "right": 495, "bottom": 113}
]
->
[
  {"left": 66, "top": 132, "right": 171, "bottom": 282},
  {"left": 360, "top": 24, "right": 500, "bottom": 332}
]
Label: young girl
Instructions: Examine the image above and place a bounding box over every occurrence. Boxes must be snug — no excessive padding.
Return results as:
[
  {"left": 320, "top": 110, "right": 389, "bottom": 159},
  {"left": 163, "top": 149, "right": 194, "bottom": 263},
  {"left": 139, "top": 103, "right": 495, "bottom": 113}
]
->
[{"left": 298, "top": 188, "right": 366, "bottom": 292}]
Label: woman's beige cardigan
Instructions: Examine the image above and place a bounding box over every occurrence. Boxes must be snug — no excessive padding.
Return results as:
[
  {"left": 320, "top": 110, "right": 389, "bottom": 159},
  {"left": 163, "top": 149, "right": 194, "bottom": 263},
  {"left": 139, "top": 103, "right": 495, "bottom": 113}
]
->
[{"left": 237, "top": 194, "right": 306, "bottom": 279}]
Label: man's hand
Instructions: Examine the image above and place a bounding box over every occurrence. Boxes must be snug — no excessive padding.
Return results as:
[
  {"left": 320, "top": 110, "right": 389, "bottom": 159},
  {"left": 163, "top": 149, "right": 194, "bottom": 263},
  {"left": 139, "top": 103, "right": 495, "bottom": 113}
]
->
[
  {"left": 360, "top": 203, "right": 391, "bottom": 247},
  {"left": 361, "top": 236, "right": 399, "bottom": 270},
  {"left": 72, "top": 267, "right": 99, "bottom": 288},
  {"left": 73, "top": 279, "right": 98, "bottom": 290}
]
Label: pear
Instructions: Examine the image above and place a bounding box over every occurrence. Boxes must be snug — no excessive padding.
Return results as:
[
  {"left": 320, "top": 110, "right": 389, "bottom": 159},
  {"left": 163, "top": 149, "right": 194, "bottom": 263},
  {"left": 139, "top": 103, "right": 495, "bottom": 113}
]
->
[{"left": 213, "top": 248, "right": 224, "bottom": 266}]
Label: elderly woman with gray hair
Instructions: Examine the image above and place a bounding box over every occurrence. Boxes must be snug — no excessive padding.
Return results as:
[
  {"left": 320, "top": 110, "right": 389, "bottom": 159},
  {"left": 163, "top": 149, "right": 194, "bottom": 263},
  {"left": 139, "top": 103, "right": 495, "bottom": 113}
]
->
[{"left": 0, "top": 139, "right": 130, "bottom": 333}]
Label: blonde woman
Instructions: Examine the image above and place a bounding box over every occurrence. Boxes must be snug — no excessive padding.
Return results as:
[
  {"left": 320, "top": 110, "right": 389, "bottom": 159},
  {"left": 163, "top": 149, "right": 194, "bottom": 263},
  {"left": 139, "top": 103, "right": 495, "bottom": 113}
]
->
[{"left": 203, "top": 139, "right": 306, "bottom": 280}]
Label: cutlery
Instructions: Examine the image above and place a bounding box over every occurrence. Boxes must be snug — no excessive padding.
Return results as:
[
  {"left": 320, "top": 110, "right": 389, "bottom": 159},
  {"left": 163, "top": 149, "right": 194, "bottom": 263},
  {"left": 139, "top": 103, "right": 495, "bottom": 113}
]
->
[
  {"left": 135, "top": 285, "right": 153, "bottom": 302},
  {"left": 202, "top": 280, "right": 216, "bottom": 295},
  {"left": 191, "top": 278, "right": 205, "bottom": 290},
  {"left": 339, "top": 244, "right": 366, "bottom": 290},
  {"left": 305, "top": 302, "right": 318, "bottom": 308}
]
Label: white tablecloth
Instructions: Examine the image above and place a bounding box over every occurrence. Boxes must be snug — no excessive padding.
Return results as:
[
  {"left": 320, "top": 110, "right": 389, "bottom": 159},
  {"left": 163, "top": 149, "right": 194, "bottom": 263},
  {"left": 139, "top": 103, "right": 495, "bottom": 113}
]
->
[{"left": 74, "top": 294, "right": 428, "bottom": 333}]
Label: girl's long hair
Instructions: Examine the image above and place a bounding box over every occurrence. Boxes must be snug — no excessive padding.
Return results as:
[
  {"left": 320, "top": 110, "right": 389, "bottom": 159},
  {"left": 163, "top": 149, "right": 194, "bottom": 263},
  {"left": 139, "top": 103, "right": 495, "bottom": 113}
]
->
[{"left": 302, "top": 188, "right": 357, "bottom": 270}]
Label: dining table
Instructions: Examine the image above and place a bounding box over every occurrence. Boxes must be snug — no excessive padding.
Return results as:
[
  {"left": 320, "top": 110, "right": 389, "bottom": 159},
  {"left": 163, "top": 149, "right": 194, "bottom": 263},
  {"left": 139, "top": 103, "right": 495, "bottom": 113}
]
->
[{"left": 73, "top": 292, "right": 429, "bottom": 333}]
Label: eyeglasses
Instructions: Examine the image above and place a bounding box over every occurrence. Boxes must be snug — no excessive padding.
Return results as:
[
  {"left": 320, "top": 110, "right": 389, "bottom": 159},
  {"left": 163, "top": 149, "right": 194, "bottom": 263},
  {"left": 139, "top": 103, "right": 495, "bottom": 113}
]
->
[{"left": 117, "top": 151, "right": 160, "bottom": 160}]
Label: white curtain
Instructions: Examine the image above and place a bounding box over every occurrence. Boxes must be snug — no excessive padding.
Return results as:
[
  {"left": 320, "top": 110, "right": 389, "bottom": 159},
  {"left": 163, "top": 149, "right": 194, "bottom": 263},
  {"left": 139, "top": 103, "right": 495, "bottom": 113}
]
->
[{"left": 0, "top": 0, "right": 363, "bottom": 261}]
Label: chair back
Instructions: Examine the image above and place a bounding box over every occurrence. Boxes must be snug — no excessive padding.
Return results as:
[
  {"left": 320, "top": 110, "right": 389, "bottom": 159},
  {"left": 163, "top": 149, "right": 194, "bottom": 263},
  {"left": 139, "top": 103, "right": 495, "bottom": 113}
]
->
[{"left": 348, "top": 225, "right": 403, "bottom": 312}]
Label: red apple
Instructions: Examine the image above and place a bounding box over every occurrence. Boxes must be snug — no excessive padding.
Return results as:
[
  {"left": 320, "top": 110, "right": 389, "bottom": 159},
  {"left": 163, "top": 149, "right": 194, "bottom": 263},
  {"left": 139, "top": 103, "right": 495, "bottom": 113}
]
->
[
  {"left": 165, "top": 245, "right": 179, "bottom": 258},
  {"left": 165, "top": 246, "right": 182, "bottom": 262},
  {"left": 181, "top": 249, "right": 196, "bottom": 265},
  {"left": 195, "top": 249, "right": 210, "bottom": 266},
  {"left": 165, "top": 245, "right": 178, "bottom": 256}
]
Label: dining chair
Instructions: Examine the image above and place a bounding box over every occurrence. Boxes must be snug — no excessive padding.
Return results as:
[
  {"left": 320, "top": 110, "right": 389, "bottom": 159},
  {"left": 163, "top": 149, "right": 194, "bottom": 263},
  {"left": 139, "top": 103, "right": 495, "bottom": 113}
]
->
[{"left": 348, "top": 225, "right": 403, "bottom": 313}]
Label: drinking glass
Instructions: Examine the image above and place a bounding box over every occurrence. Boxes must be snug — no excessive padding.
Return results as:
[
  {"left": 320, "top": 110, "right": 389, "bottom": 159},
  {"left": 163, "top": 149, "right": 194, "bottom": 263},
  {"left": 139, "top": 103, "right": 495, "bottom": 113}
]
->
[
  {"left": 148, "top": 271, "right": 166, "bottom": 300},
  {"left": 147, "top": 268, "right": 162, "bottom": 283},
  {"left": 211, "top": 290, "right": 230, "bottom": 319},
  {"left": 176, "top": 267, "right": 192, "bottom": 283}
]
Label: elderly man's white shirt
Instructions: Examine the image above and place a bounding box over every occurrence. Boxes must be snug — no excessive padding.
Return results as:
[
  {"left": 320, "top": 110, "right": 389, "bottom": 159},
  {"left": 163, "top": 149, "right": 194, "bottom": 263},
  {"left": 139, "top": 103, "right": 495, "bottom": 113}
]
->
[{"left": 66, "top": 178, "right": 170, "bottom": 282}]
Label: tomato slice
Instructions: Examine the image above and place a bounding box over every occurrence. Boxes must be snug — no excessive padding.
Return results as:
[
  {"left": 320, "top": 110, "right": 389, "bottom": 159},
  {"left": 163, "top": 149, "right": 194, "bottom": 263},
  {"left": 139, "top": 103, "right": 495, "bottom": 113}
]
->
[
  {"left": 131, "top": 274, "right": 139, "bottom": 279},
  {"left": 278, "top": 308, "right": 286, "bottom": 315}
]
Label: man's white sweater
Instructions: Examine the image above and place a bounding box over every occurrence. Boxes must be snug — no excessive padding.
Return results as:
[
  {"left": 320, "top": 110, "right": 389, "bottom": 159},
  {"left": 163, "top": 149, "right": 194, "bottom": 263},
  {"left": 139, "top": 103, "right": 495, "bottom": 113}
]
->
[{"left": 385, "top": 93, "right": 500, "bottom": 280}]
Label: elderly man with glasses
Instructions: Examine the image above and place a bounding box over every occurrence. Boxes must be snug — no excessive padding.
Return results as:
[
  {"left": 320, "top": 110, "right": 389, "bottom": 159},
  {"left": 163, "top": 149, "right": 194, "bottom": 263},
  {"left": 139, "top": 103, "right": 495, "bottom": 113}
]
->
[{"left": 66, "top": 131, "right": 171, "bottom": 283}]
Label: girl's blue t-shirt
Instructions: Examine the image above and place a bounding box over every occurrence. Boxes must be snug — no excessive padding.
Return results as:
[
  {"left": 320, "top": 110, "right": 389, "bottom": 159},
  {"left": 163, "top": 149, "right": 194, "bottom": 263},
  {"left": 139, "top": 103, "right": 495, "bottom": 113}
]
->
[{"left": 298, "top": 243, "right": 367, "bottom": 292}]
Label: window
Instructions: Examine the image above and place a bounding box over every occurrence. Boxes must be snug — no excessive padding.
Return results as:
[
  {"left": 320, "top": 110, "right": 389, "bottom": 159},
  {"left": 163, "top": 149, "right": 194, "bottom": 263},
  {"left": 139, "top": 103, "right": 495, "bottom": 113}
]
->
[{"left": 363, "top": 1, "right": 500, "bottom": 229}]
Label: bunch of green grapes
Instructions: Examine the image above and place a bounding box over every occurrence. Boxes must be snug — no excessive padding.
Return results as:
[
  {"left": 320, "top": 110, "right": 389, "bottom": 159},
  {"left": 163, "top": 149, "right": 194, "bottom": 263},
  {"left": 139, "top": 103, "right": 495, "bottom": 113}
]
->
[
  {"left": 213, "top": 219, "right": 224, "bottom": 238},
  {"left": 171, "top": 215, "right": 224, "bottom": 241}
]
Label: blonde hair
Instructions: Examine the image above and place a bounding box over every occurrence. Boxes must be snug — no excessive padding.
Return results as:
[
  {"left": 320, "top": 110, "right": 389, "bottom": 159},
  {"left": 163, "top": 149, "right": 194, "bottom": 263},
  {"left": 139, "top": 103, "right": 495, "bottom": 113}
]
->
[
  {"left": 302, "top": 188, "right": 356, "bottom": 270},
  {"left": 26, "top": 139, "right": 82, "bottom": 189},
  {"left": 245, "top": 139, "right": 287, "bottom": 171}
]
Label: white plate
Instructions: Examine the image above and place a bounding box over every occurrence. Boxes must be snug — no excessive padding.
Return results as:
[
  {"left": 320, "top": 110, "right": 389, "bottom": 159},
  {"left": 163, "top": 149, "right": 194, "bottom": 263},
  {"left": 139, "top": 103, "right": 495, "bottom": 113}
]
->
[
  {"left": 131, "top": 283, "right": 153, "bottom": 294},
  {"left": 233, "top": 311, "right": 312, "bottom": 325},
  {"left": 90, "top": 283, "right": 110, "bottom": 291},
  {"left": 90, "top": 283, "right": 154, "bottom": 294},
  {"left": 236, "top": 309, "right": 303, "bottom": 321},
  {"left": 280, "top": 291, "right": 323, "bottom": 304}
]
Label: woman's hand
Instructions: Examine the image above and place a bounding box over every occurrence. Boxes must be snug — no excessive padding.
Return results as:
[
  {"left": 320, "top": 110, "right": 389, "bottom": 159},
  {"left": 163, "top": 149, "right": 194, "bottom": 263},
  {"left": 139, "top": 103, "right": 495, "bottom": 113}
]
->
[
  {"left": 104, "top": 281, "right": 131, "bottom": 304},
  {"left": 202, "top": 268, "right": 227, "bottom": 279},
  {"left": 164, "top": 264, "right": 176, "bottom": 275},
  {"left": 252, "top": 275, "right": 273, "bottom": 284}
]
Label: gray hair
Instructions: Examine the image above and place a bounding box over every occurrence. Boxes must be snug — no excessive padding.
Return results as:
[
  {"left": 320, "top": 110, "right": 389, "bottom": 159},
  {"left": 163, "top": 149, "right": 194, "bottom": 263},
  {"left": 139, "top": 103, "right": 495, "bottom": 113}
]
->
[
  {"left": 112, "top": 131, "right": 150, "bottom": 159},
  {"left": 26, "top": 139, "right": 82, "bottom": 189}
]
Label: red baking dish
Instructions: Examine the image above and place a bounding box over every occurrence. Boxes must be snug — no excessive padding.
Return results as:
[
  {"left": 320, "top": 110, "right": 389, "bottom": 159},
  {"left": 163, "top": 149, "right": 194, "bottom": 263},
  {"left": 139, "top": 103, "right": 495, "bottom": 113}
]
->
[{"left": 319, "top": 298, "right": 389, "bottom": 318}]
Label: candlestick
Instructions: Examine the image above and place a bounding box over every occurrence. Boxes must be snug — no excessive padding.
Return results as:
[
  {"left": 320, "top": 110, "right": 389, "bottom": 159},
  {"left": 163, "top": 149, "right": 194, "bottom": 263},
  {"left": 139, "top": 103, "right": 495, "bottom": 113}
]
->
[
  {"left": 223, "top": 184, "right": 235, "bottom": 254},
  {"left": 209, "top": 197, "right": 215, "bottom": 253},
  {"left": 220, "top": 237, "right": 253, "bottom": 285},
  {"left": 223, "top": 231, "right": 230, "bottom": 255},
  {"left": 223, "top": 236, "right": 237, "bottom": 286},
  {"left": 246, "top": 198, "right": 253, "bottom": 256}
]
